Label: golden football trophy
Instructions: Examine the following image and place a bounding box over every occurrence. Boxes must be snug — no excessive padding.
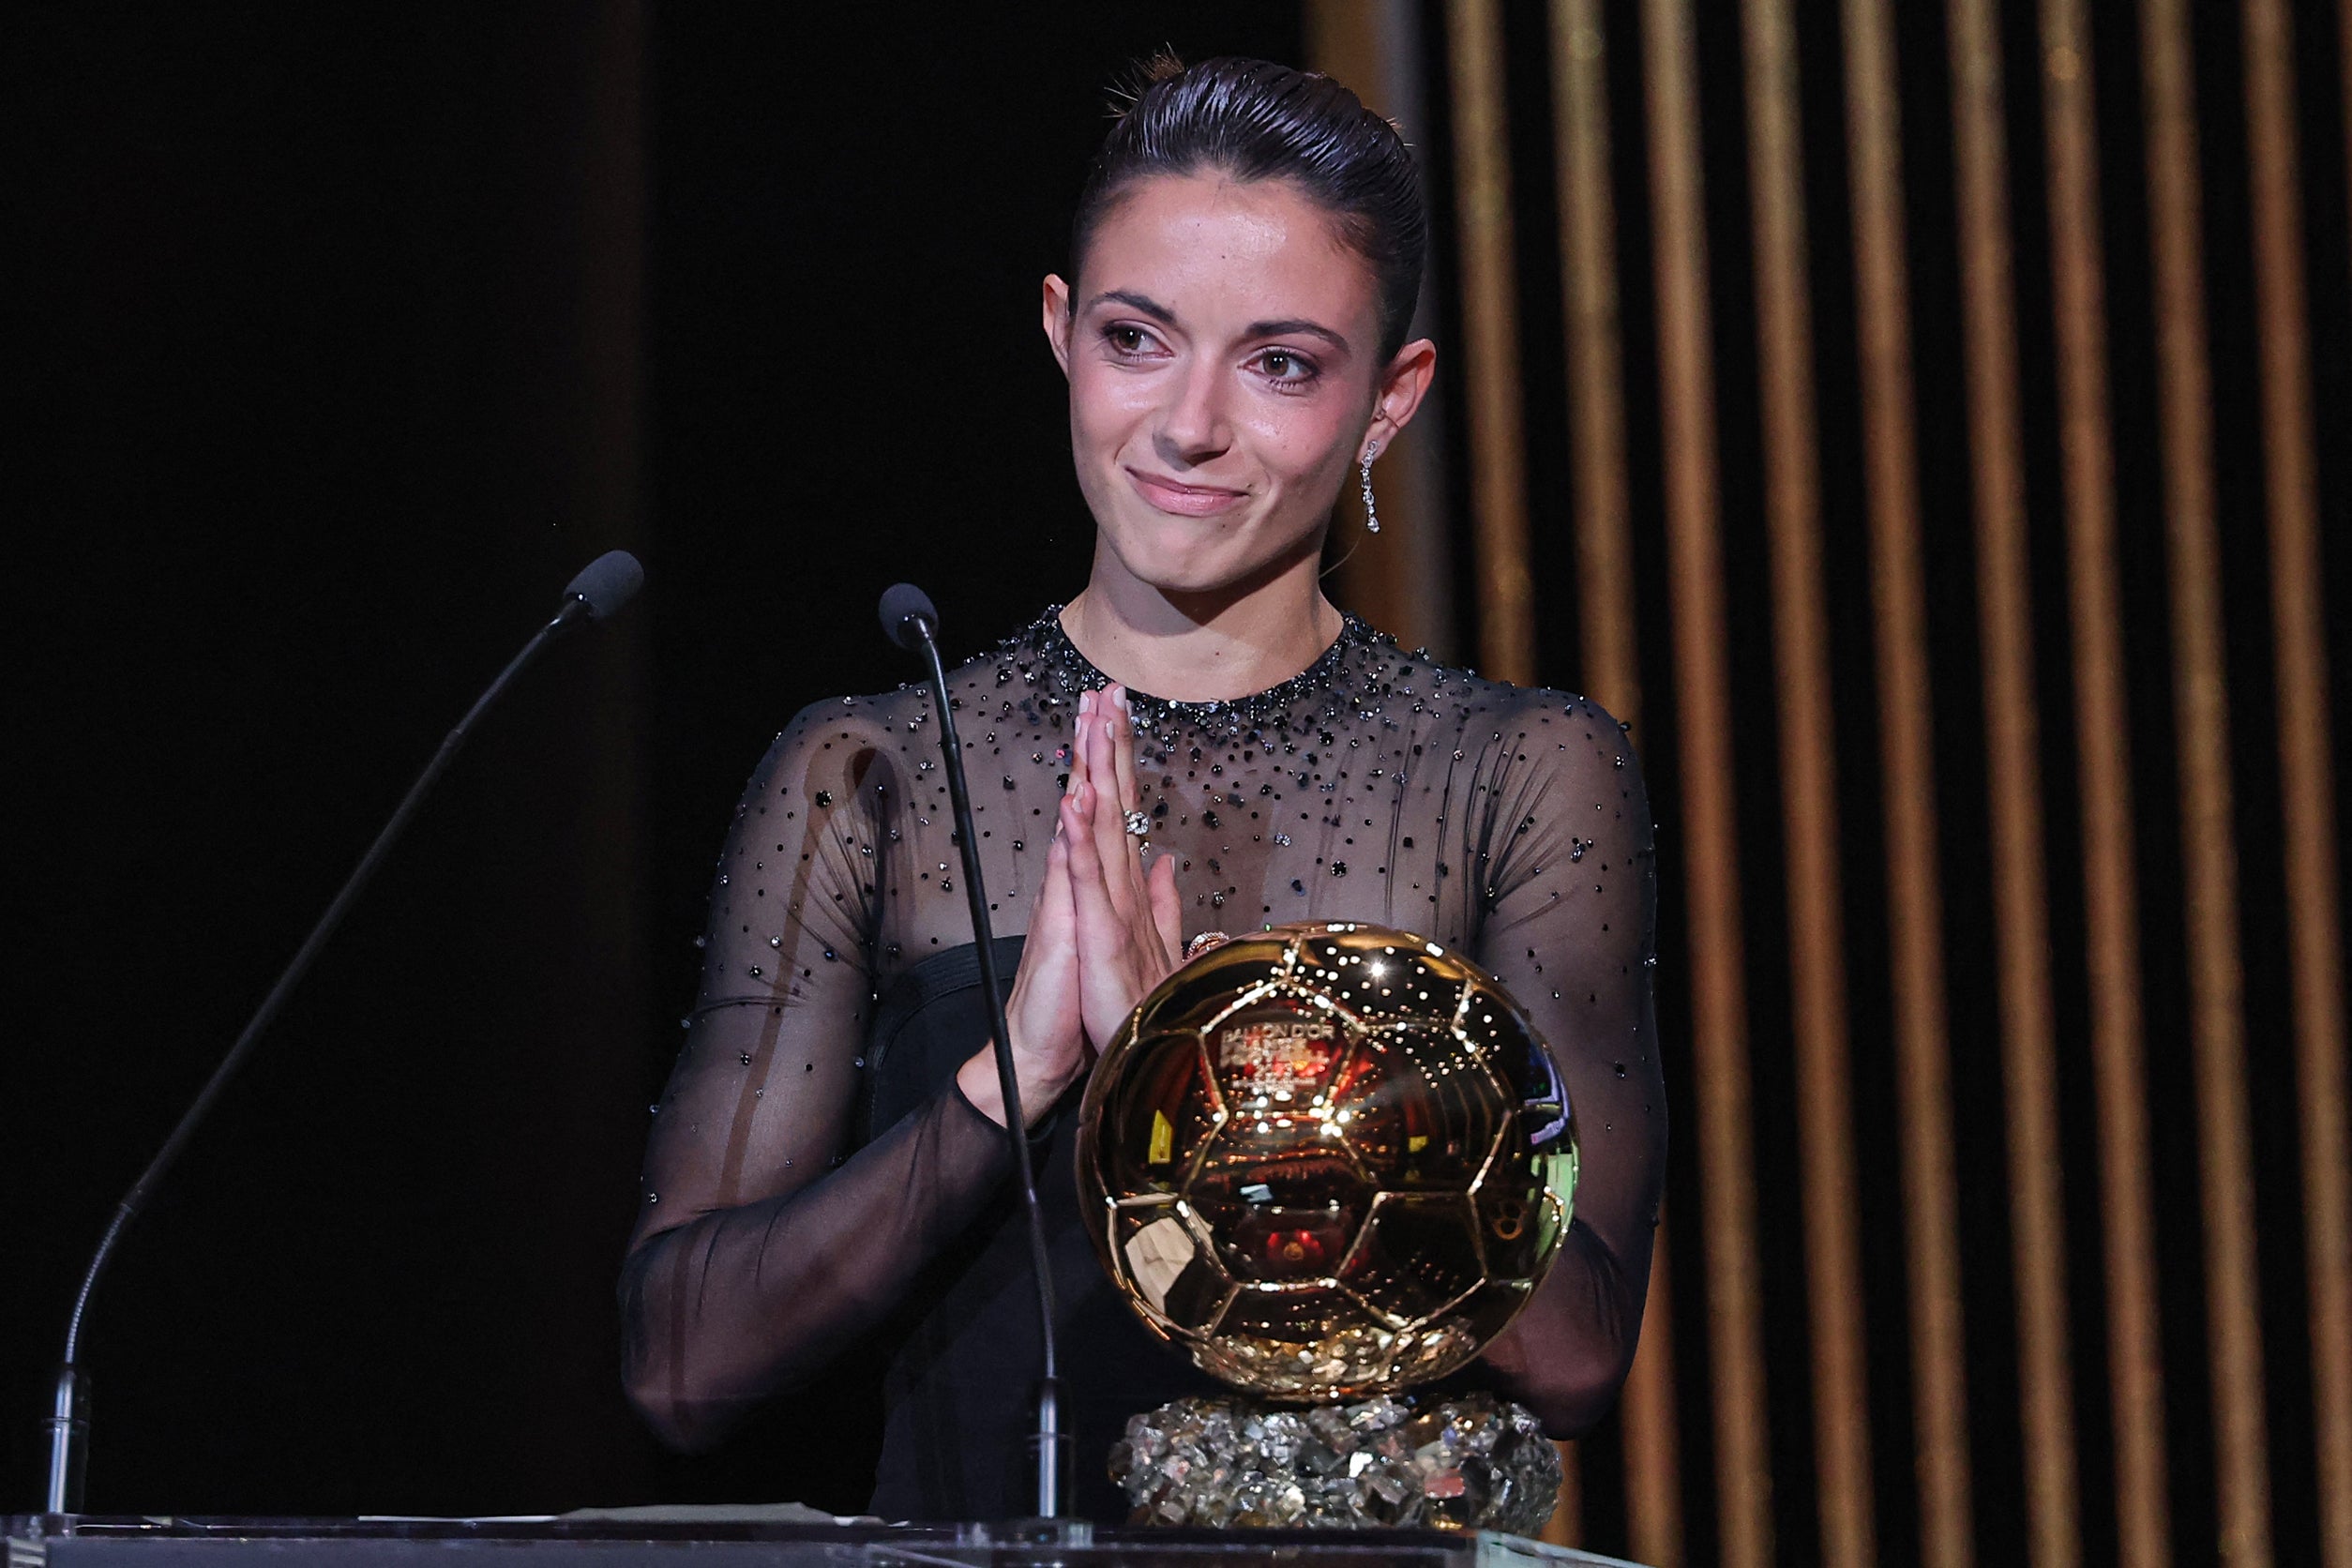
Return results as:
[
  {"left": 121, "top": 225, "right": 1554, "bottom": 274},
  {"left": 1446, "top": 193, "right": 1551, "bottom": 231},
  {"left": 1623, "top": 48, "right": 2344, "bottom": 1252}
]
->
[{"left": 1077, "top": 923, "right": 1577, "bottom": 1531}]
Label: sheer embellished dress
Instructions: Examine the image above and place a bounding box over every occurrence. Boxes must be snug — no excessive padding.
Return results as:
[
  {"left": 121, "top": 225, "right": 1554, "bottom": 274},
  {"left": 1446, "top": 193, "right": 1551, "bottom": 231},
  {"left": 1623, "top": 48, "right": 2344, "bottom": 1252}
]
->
[{"left": 620, "top": 609, "right": 1666, "bottom": 1523}]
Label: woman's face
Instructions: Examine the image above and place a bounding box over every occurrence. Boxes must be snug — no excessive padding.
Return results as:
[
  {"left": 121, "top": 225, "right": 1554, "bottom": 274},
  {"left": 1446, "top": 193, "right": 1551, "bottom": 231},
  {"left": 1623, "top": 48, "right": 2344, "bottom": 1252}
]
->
[{"left": 1044, "top": 172, "right": 1427, "bottom": 600}]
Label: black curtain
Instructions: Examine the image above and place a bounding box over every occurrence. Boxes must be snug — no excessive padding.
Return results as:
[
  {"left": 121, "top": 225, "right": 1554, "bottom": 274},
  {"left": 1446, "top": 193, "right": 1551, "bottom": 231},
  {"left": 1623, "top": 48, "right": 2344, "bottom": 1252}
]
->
[{"left": 8, "top": 1, "right": 1299, "bottom": 1517}]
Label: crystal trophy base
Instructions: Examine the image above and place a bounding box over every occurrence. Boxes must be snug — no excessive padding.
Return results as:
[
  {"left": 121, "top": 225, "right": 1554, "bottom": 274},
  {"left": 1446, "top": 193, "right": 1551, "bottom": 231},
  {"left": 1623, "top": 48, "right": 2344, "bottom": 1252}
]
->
[{"left": 1108, "top": 1391, "right": 1561, "bottom": 1534}]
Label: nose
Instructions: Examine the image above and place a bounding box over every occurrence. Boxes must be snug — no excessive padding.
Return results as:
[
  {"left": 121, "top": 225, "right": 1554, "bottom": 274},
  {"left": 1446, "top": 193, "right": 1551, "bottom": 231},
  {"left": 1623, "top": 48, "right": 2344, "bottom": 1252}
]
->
[{"left": 1153, "top": 357, "right": 1232, "bottom": 468}]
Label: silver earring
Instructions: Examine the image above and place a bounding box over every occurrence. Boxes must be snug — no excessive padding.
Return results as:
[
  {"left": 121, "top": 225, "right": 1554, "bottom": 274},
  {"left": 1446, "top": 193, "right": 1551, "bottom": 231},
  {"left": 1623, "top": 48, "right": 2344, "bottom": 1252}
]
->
[{"left": 1359, "top": 442, "right": 1382, "bottom": 534}]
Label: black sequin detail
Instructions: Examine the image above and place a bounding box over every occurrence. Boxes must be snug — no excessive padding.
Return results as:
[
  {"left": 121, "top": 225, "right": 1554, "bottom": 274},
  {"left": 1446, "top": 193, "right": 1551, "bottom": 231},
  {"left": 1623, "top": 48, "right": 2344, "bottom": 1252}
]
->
[{"left": 1022, "top": 605, "right": 1383, "bottom": 744}]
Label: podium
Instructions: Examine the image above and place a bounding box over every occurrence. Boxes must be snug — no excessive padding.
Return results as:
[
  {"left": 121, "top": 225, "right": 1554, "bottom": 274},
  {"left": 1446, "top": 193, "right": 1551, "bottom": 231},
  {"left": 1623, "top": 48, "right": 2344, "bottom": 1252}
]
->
[{"left": 6, "top": 1516, "right": 1648, "bottom": 1568}]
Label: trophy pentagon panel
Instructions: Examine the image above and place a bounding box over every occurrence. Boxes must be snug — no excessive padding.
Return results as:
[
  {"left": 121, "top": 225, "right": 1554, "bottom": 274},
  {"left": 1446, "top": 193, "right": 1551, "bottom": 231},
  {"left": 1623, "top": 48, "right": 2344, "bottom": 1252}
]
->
[
  {"left": 1289, "top": 927, "right": 1473, "bottom": 1026},
  {"left": 1334, "top": 1023, "right": 1511, "bottom": 1195},
  {"left": 1093, "top": 1025, "right": 1228, "bottom": 1202},
  {"left": 1336, "top": 1191, "right": 1487, "bottom": 1327},
  {"left": 1105, "top": 1199, "right": 1234, "bottom": 1337}
]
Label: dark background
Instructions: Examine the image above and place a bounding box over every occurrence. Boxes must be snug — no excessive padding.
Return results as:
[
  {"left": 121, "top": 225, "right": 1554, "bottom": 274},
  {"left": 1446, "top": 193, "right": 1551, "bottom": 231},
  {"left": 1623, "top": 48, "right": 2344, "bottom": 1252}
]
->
[{"left": 8, "top": 3, "right": 1301, "bottom": 1517}]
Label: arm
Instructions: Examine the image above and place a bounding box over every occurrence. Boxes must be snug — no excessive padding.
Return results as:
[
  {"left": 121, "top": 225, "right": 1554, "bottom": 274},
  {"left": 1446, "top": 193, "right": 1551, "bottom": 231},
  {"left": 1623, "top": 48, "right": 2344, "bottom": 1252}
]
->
[
  {"left": 1468, "top": 693, "right": 1666, "bottom": 1436},
  {"left": 618, "top": 704, "right": 1018, "bottom": 1452}
]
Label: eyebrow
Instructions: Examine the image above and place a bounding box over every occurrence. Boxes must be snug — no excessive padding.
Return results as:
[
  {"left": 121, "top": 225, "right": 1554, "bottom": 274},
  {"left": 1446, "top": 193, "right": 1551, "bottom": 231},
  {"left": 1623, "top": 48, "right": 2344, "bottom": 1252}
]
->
[
  {"left": 1087, "top": 289, "right": 1180, "bottom": 325},
  {"left": 1243, "top": 317, "right": 1351, "bottom": 353},
  {"left": 1084, "top": 290, "right": 1353, "bottom": 354}
]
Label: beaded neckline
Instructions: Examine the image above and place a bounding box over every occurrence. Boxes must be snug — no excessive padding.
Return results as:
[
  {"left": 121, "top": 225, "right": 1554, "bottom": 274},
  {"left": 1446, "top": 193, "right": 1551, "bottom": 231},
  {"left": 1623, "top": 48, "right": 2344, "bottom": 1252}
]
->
[{"left": 1012, "top": 604, "right": 1383, "bottom": 733}]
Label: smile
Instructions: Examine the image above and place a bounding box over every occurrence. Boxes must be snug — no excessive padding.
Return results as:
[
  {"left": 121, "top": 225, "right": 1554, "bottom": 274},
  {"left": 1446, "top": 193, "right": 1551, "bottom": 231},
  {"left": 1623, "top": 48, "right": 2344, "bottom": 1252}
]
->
[{"left": 1125, "top": 468, "right": 1249, "bottom": 518}]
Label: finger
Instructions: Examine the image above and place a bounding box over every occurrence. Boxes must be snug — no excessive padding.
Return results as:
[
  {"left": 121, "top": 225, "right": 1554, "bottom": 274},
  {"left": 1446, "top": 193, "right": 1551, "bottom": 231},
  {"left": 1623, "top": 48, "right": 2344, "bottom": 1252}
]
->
[
  {"left": 1007, "top": 828, "right": 1081, "bottom": 1073},
  {"left": 1077, "top": 701, "right": 1123, "bottom": 851},
  {"left": 1063, "top": 780, "right": 1125, "bottom": 957},
  {"left": 1063, "top": 778, "right": 1098, "bottom": 873},
  {"left": 1148, "top": 851, "right": 1183, "bottom": 961},
  {"left": 1064, "top": 689, "right": 1092, "bottom": 798},
  {"left": 1084, "top": 719, "right": 1137, "bottom": 918},
  {"left": 1116, "top": 702, "right": 1161, "bottom": 916},
  {"left": 1108, "top": 685, "right": 1140, "bottom": 812},
  {"left": 1060, "top": 786, "right": 1115, "bottom": 947},
  {"left": 1038, "top": 821, "right": 1078, "bottom": 931}
]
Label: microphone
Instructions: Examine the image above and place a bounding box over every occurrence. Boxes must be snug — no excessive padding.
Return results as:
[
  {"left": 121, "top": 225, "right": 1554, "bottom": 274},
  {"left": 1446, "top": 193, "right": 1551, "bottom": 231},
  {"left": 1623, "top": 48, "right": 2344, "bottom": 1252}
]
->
[
  {"left": 43, "top": 550, "right": 645, "bottom": 1517},
  {"left": 877, "top": 583, "right": 1071, "bottom": 1523},
  {"left": 565, "top": 549, "right": 645, "bottom": 622},
  {"left": 878, "top": 581, "right": 937, "bottom": 651}
]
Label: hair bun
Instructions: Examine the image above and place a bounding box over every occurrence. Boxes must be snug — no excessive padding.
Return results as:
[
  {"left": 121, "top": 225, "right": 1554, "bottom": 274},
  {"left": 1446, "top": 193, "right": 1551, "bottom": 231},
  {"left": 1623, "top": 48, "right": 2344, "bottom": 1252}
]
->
[
  {"left": 1138, "top": 49, "right": 1187, "bottom": 89},
  {"left": 1105, "top": 50, "right": 1189, "bottom": 121}
]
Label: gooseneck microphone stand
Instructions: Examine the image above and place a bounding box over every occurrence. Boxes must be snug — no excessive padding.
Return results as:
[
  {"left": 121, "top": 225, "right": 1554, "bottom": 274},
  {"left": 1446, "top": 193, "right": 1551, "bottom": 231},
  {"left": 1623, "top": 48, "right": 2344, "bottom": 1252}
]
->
[
  {"left": 43, "top": 550, "right": 645, "bottom": 1517},
  {"left": 878, "top": 583, "right": 1070, "bottom": 1523}
]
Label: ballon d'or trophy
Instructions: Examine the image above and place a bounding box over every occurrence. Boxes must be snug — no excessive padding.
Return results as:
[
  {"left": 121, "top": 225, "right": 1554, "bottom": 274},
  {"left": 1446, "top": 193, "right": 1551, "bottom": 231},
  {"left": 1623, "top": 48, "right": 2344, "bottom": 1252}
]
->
[{"left": 1078, "top": 923, "right": 1579, "bottom": 1532}]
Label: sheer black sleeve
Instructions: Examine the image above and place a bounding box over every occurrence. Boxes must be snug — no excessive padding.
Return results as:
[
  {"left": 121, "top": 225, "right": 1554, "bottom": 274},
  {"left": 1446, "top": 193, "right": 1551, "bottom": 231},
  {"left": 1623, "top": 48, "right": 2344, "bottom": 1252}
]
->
[
  {"left": 1463, "top": 692, "right": 1666, "bottom": 1435},
  {"left": 617, "top": 701, "right": 1014, "bottom": 1452}
]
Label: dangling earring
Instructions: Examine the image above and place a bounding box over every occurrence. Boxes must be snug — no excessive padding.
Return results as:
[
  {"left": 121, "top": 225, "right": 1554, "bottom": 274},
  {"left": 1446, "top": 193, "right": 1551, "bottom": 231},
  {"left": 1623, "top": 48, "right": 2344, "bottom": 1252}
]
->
[{"left": 1323, "top": 438, "right": 1387, "bottom": 580}]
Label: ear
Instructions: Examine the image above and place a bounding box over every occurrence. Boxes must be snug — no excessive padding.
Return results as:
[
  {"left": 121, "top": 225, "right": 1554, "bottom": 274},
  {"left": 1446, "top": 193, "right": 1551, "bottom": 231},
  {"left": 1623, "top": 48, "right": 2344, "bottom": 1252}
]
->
[
  {"left": 1043, "top": 274, "right": 1075, "bottom": 378},
  {"left": 1361, "top": 337, "right": 1437, "bottom": 460}
]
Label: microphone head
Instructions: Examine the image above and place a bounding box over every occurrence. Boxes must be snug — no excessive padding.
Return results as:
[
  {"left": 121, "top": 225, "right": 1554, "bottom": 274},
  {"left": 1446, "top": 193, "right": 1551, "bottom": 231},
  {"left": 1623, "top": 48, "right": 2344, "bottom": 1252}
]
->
[
  {"left": 564, "top": 550, "right": 645, "bottom": 621},
  {"left": 879, "top": 582, "right": 940, "bottom": 651}
]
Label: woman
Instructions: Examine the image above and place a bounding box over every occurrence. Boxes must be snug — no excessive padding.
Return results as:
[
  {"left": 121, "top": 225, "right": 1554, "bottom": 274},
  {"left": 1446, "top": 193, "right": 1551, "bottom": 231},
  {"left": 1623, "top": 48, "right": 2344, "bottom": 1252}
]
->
[{"left": 621, "top": 55, "right": 1665, "bottom": 1524}]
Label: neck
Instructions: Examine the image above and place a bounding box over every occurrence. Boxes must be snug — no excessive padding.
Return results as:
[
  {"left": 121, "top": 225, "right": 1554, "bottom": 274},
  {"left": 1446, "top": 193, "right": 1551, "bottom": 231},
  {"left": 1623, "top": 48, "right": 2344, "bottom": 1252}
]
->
[{"left": 1062, "top": 543, "right": 1343, "bottom": 702}]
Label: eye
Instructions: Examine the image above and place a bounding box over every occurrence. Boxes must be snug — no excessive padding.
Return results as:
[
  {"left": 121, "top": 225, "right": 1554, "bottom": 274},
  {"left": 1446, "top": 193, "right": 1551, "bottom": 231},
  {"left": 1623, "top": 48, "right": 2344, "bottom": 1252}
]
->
[
  {"left": 1103, "top": 323, "right": 1163, "bottom": 359},
  {"left": 1254, "top": 348, "right": 1321, "bottom": 388}
]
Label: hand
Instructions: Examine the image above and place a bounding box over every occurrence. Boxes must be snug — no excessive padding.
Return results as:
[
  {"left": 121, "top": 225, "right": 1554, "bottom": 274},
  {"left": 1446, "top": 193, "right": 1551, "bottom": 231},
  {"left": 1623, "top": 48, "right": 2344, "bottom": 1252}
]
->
[
  {"left": 1062, "top": 685, "right": 1183, "bottom": 1049},
  {"left": 957, "top": 801, "right": 1084, "bottom": 1129}
]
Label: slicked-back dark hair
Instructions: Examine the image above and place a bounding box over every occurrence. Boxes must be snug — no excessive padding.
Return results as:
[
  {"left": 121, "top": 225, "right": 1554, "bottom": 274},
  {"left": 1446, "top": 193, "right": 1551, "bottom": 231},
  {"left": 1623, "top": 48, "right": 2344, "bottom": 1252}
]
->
[{"left": 1070, "top": 54, "right": 1427, "bottom": 362}]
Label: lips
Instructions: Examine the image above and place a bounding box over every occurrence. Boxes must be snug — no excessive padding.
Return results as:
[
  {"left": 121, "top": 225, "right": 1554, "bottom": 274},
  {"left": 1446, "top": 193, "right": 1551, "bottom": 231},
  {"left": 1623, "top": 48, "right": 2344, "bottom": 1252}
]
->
[{"left": 1125, "top": 467, "right": 1249, "bottom": 518}]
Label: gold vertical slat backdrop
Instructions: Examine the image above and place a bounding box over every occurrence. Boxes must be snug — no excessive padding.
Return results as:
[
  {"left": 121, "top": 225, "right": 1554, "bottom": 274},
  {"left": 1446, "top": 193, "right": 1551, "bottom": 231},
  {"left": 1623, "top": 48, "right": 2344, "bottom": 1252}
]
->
[
  {"left": 1735, "top": 5, "right": 1881, "bottom": 1566},
  {"left": 1637, "top": 3, "right": 1775, "bottom": 1564},
  {"left": 1444, "top": 0, "right": 1535, "bottom": 690},
  {"left": 2033, "top": 1, "right": 2174, "bottom": 1562},
  {"left": 1312, "top": 0, "right": 2352, "bottom": 1560},
  {"left": 1550, "top": 0, "right": 1641, "bottom": 731},
  {"left": 2135, "top": 3, "right": 2275, "bottom": 1561},
  {"left": 1940, "top": 5, "right": 2073, "bottom": 1568},
  {"left": 2240, "top": 5, "right": 2352, "bottom": 1564}
]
